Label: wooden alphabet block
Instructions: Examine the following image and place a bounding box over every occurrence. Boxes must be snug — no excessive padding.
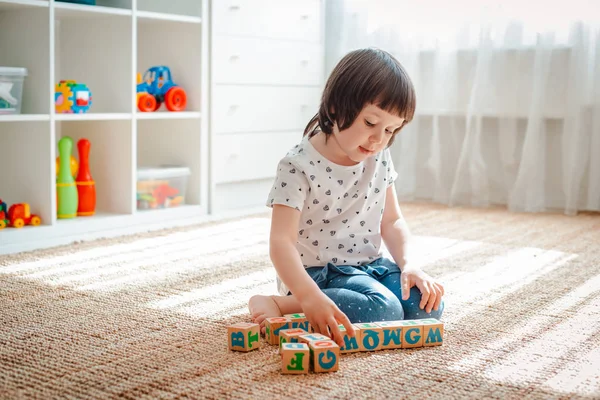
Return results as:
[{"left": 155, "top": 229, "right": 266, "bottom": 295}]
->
[
  {"left": 421, "top": 318, "right": 444, "bottom": 346},
  {"left": 353, "top": 322, "right": 383, "bottom": 351},
  {"left": 227, "top": 322, "right": 260, "bottom": 352},
  {"left": 279, "top": 328, "right": 309, "bottom": 354},
  {"left": 281, "top": 343, "right": 310, "bottom": 374},
  {"left": 375, "top": 321, "right": 404, "bottom": 349},
  {"left": 399, "top": 320, "right": 424, "bottom": 348},
  {"left": 264, "top": 317, "right": 292, "bottom": 345},
  {"left": 283, "top": 313, "right": 312, "bottom": 332},
  {"left": 337, "top": 324, "right": 361, "bottom": 353},
  {"left": 297, "top": 333, "right": 331, "bottom": 346},
  {"left": 308, "top": 340, "right": 340, "bottom": 373}
]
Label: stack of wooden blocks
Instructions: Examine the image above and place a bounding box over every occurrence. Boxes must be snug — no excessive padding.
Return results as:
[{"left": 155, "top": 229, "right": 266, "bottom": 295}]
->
[{"left": 227, "top": 313, "right": 444, "bottom": 374}]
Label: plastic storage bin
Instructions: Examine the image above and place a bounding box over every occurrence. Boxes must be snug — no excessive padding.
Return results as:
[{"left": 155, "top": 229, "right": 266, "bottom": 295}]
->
[
  {"left": 0, "top": 67, "right": 27, "bottom": 115},
  {"left": 136, "top": 166, "right": 190, "bottom": 210}
]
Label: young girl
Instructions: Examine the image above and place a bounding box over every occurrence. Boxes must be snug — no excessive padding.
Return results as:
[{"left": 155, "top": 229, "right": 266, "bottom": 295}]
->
[{"left": 249, "top": 48, "right": 445, "bottom": 347}]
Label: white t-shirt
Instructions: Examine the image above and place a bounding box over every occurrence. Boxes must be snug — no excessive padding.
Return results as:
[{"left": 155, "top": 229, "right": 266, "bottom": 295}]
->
[{"left": 266, "top": 132, "right": 399, "bottom": 295}]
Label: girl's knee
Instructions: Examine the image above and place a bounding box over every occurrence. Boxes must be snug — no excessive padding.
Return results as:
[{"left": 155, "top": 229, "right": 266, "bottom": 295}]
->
[
  {"left": 402, "top": 287, "right": 445, "bottom": 320},
  {"left": 356, "top": 293, "right": 404, "bottom": 323}
]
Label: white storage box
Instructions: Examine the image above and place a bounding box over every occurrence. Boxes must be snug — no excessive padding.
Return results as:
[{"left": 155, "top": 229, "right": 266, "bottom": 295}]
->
[
  {"left": 0, "top": 67, "right": 27, "bottom": 114},
  {"left": 136, "top": 166, "right": 191, "bottom": 210}
]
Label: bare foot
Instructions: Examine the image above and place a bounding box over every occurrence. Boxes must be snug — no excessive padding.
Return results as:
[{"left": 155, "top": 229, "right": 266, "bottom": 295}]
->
[{"left": 248, "top": 295, "right": 282, "bottom": 335}]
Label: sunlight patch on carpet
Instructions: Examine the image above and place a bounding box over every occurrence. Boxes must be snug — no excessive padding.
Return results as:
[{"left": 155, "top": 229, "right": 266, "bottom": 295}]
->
[
  {"left": 448, "top": 273, "right": 600, "bottom": 388},
  {"left": 542, "top": 345, "right": 600, "bottom": 396},
  {"left": 482, "top": 294, "right": 600, "bottom": 390},
  {"left": 0, "top": 218, "right": 270, "bottom": 275},
  {"left": 74, "top": 243, "right": 270, "bottom": 292},
  {"left": 148, "top": 268, "right": 277, "bottom": 310},
  {"left": 442, "top": 247, "right": 578, "bottom": 320}
]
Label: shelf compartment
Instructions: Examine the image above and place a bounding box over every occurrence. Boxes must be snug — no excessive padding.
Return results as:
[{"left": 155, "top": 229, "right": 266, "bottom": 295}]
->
[
  {"left": 0, "top": 0, "right": 48, "bottom": 11},
  {"left": 54, "top": 12, "right": 132, "bottom": 114},
  {"left": 137, "top": 119, "right": 201, "bottom": 208},
  {"left": 0, "top": 121, "right": 52, "bottom": 226},
  {"left": 55, "top": 119, "right": 134, "bottom": 218},
  {"left": 0, "top": 5, "right": 50, "bottom": 115},
  {"left": 54, "top": 1, "right": 131, "bottom": 18},
  {"left": 137, "top": 18, "right": 201, "bottom": 114}
]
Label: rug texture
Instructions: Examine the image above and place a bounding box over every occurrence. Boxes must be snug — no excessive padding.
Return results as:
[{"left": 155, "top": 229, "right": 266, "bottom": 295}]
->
[{"left": 1, "top": 203, "right": 599, "bottom": 399}]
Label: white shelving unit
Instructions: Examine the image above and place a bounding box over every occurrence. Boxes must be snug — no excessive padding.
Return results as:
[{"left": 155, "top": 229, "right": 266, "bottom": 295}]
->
[{"left": 0, "top": 0, "right": 210, "bottom": 254}]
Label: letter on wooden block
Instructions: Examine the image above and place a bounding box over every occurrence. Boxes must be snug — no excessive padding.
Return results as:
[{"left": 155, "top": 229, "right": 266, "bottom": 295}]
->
[
  {"left": 421, "top": 318, "right": 444, "bottom": 346},
  {"left": 281, "top": 343, "right": 309, "bottom": 374},
  {"left": 264, "top": 317, "right": 292, "bottom": 345},
  {"left": 309, "top": 340, "right": 340, "bottom": 373},
  {"left": 227, "top": 322, "right": 260, "bottom": 352},
  {"left": 399, "top": 320, "right": 424, "bottom": 348},
  {"left": 353, "top": 322, "right": 383, "bottom": 351},
  {"left": 337, "top": 324, "right": 361, "bottom": 353},
  {"left": 279, "top": 328, "right": 309, "bottom": 354},
  {"left": 283, "top": 313, "right": 312, "bottom": 332},
  {"left": 375, "top": 321, "right": 404, "bottom": 349}
]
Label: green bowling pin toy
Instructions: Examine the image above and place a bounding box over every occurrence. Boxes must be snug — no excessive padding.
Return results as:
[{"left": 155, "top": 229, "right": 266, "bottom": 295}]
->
[{"left": 57, "top": 136, "right": 78, "bottom": 219}]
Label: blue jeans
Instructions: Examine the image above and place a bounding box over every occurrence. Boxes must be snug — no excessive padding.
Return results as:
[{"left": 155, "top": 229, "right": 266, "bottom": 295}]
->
[{"left": 303, "top": 258, "right": 444, "bottom": 323}]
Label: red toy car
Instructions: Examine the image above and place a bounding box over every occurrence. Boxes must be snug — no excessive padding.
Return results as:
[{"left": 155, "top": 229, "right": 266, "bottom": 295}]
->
[{"left": 8, "top": 203, "right": 41, "bottom": 228}]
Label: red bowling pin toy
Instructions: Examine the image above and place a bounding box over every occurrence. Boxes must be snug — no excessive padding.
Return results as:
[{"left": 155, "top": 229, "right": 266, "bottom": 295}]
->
[{"left": 76, "top": 138, "right": 96, "bottom": 216}]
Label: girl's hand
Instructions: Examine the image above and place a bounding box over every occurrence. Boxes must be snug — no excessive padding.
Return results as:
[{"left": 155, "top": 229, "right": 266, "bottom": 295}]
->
[
  {"left": 300, "top": 290, "right": 354, "bottom": 347},
  {"left": 401, "top": 266, "right": 445, "bottom": 314}
]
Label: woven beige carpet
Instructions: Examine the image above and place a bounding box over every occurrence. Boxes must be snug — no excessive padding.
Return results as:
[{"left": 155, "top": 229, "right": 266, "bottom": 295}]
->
[{"left": 1, "top": 203, "right": 599, "bottom": 399}]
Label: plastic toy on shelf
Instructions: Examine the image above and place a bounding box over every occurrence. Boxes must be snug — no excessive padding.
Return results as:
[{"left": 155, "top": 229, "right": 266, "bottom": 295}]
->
[
  {"left": 0, "top": 200, "right": 8, "bottom": 229},
  {"left": 136, "top": 66, "right": 187, "bottom": 112},
  {"left": 7, "top": 203, "right": 41, "bottom": 228},
  {"left": 56, "top": 136, "right": 78, "bottom": 219},
  {"left": 55, "top": 80, "right": 92, "bottom": 113}
]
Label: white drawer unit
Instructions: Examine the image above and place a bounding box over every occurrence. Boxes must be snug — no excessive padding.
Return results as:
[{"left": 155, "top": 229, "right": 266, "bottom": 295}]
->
[
  {"left": 212, "top": 36, "right": 324, "bottom": 86},
  {"left": 209, "top": 0, "right": 325, "bottom": 212},
  {"left": 213, "top": 0, "right": 322, "bottom": 43},
  {"left": 213, "top": 131, "right": 301, "bottom": 184},
  {"left": 212, "top": 85, "right": 321, "bottom": 134}
]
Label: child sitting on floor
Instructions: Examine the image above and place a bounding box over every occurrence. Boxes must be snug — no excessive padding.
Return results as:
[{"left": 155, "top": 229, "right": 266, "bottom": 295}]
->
[{"left": 249, "top": 48, "right": 445, "bottom": 347}]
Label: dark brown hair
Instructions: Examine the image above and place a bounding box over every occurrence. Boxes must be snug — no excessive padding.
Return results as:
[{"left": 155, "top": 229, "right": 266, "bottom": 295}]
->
[{"left": 304, "top": 48, "right": 416, "bottom": 146}]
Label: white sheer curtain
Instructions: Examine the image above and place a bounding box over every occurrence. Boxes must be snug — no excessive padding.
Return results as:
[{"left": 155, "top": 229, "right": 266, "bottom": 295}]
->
[{"left": 326, "top": 0, "right": 600, "bottom": 215}]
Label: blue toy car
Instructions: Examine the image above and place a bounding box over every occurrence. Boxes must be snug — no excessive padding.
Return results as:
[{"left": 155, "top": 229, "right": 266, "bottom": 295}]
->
[{"left": 136, "top": 66, "right": 187, "bottom": 112}]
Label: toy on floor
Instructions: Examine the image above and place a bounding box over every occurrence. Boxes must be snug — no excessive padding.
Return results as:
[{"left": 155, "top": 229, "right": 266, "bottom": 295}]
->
[
  {"left": 76, "top": 138, "right": 96, "bottom": 216},
  {"left": 56, "top": 136, "right": 78, "bottom": 219},
  {"left": 55, "top": 80, "right": 92, "bottom": 113},
  {"left": 227, "top": 313, "right": 444, "bottom": 375},
  {"left": 136, "top": 66, "right": 187, "bottom": 112}
]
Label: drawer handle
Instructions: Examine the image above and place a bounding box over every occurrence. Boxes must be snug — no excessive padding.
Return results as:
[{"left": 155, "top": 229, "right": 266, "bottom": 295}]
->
[
  {"left": 229, "top": 5, "right": 240, "bottom": 11},
  {"left": 300, "top": 14, "right": 309, "bottom": 20},
  {"left": 300, "top": 59, "right": 309, "bottom": 66},
  {"left": 229, "top": 55, "right": 240, "bottom": 62},
  {"left": 228, "top": 105, "right": 239, "bottom": 114}
]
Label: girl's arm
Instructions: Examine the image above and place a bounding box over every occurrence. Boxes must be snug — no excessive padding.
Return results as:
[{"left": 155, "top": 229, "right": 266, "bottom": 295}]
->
[
  {"left": 270, "top": 204, "right": 354, "bottom": 344},
  {"left": 380, "top": 185, "right": 444, "bottom": 313}
]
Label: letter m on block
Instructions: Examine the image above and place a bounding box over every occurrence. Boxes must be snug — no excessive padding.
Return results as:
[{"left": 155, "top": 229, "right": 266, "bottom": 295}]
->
[{"left": 425, "top": 326, "right": 443, "bottom": 346}]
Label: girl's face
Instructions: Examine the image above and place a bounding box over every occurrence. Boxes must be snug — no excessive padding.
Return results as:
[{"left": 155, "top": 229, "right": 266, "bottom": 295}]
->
[{"left": 331, "top": 104, "right": 405, "bottom": 164}]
